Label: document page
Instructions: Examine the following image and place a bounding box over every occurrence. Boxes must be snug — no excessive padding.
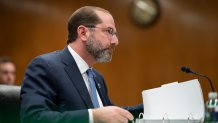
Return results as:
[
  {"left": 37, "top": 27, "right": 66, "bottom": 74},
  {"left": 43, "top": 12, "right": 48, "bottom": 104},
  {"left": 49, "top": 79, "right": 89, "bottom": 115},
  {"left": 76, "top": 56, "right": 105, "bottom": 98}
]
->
[{"left": 142, "top": 79, "right": 204, "bottom": 121}]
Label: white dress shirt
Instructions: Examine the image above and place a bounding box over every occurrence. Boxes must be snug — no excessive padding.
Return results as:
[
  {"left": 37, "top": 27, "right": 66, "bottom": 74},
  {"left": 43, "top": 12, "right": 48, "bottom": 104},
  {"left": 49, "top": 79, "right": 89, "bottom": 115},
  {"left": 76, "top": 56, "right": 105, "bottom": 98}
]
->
[{"left": 67, "top": 45, "right": 103, "bottom": 123}]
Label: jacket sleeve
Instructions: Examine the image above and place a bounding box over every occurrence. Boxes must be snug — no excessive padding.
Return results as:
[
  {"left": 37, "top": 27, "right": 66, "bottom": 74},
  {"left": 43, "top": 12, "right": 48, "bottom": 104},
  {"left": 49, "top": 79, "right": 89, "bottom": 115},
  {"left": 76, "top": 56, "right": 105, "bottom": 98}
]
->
[
  {"left": 123, "top": 104, "right": 144, "bottom": 119},
  {"left": 20, "top": 57, "right": 89, "bottom": 123}
]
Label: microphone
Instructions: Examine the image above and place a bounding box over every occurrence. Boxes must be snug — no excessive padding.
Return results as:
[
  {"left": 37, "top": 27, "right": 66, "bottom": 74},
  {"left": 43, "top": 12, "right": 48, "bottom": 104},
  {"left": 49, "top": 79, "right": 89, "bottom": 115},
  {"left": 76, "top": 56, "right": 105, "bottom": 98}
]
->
[{"left": 181, "top": 66, "right": 215, "bottom": 92}]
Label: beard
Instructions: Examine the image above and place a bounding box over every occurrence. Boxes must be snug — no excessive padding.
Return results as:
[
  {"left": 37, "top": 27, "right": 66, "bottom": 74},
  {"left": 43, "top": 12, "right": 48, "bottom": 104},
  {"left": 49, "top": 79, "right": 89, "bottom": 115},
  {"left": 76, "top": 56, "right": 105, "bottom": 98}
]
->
[{"left": 85, "top": 34, "right": 115, "bottom": 63}]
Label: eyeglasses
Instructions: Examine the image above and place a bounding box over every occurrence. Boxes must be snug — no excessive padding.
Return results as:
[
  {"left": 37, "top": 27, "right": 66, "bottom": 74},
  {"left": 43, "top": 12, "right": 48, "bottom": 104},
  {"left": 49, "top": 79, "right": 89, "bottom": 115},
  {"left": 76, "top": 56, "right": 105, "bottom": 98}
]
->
[{"left": 86, "top": 25, "right": 118, "bottom": 38}]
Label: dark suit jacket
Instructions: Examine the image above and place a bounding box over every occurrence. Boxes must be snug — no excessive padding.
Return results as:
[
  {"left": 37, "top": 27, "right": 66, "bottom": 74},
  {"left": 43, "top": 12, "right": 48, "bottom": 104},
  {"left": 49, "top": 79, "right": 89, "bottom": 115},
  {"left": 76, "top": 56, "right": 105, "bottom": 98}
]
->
[{"left": 20, "top": 47, "right": 143, "bottom": 123}]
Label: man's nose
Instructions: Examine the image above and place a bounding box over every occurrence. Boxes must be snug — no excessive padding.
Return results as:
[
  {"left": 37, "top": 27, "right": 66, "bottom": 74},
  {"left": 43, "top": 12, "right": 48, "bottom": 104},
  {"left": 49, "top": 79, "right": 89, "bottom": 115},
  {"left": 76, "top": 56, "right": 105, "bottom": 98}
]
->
[{"left": 111, "top": 35, "right": 119, "bottom": 46}]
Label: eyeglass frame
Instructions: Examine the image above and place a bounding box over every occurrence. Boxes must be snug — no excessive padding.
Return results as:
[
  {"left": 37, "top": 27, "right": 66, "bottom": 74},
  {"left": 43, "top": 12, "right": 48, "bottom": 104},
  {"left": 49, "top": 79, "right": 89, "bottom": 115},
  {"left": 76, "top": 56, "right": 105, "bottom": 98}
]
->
[{"left": 85, "top": 25, "right": 118, "bottom": 39}]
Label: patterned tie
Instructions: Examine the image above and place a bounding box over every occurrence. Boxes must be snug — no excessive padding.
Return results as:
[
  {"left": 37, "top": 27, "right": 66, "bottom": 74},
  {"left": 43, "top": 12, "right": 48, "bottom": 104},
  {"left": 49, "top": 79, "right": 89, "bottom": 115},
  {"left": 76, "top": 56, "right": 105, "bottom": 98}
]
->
[{"left": 86, "top": 69, "right": 100, "bottom": 108}]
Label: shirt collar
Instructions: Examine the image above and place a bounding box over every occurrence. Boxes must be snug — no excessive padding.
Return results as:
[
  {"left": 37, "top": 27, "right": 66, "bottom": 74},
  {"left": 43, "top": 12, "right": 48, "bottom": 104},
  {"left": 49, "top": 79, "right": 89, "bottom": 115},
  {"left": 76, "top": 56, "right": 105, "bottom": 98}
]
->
[{"left": 67, "top": 45, "right": 89, "bottom": 74}]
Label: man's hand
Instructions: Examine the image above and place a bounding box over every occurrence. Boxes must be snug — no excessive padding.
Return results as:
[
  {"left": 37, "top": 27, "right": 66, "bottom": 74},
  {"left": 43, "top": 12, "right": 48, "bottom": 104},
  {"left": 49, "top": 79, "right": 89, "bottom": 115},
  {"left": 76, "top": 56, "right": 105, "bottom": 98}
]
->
[{"left": 92, "top": 106, "right": 134, "bottom": 123}]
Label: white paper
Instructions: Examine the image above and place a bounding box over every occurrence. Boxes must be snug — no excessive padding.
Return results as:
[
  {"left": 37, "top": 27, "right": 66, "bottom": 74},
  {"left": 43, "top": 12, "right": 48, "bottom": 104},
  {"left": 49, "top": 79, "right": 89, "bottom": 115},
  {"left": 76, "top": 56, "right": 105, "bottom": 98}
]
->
[{"left": 142, "top": 79, "right": 204, "bottom": 121}]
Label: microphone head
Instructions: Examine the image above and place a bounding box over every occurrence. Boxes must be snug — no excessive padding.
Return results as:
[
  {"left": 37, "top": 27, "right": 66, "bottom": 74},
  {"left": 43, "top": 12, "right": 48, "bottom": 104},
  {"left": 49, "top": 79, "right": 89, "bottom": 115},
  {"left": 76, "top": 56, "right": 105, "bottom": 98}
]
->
[{"left": 181, "top": 66, "right": 192, "bottom": 73}]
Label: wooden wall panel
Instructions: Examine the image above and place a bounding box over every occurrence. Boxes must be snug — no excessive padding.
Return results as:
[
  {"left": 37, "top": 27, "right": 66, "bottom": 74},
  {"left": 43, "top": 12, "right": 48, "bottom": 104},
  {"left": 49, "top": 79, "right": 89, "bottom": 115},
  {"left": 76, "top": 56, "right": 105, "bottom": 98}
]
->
[{"left": 0, "top": 0, "right": 218, "bottom": 106}]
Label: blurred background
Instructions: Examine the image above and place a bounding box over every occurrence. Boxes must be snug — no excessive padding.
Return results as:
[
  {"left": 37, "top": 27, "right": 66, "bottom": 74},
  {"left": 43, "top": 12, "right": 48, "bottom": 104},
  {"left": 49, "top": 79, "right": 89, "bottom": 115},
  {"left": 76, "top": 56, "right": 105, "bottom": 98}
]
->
[{"left": 0, "top": 0, "right": 218, "bottom": 106}]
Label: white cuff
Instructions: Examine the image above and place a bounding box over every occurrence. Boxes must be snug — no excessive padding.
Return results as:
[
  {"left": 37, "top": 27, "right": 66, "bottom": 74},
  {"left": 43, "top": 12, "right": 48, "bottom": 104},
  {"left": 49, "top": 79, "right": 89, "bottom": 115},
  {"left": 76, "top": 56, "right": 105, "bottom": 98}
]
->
[{"left": 88, "top": 109, "right": 94, "bottom": 123}]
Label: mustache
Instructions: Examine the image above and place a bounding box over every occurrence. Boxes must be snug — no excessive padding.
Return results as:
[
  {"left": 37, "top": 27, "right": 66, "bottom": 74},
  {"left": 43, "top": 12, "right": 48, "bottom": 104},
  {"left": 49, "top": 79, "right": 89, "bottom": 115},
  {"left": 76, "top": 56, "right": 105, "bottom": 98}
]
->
[
  {"left": 94, "top": 45, "right": 115, "bottom": 57},
  {"left": 103, "top": 45, "right": 116, "bottom": 52}
]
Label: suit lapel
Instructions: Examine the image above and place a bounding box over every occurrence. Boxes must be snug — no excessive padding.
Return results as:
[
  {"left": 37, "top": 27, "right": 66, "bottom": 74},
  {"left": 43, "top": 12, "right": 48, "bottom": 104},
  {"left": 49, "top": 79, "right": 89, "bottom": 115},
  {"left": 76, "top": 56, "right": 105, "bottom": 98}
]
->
[{"left": 60, "top": 48, "right": 94, "bottom": 108}]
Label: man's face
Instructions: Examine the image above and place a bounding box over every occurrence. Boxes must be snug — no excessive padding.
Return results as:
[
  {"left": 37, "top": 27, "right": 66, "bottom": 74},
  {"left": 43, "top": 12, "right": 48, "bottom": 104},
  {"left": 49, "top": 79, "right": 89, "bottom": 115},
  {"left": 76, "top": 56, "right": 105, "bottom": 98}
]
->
[
  {"left": 85, "top": 11, "right": 119, "bottom": 63},
  {"left": 0, "top": 62, "right": 16, "bottom": 85},
  {"left": 86, "top": 32, "right": 116, "bottom": 62}
]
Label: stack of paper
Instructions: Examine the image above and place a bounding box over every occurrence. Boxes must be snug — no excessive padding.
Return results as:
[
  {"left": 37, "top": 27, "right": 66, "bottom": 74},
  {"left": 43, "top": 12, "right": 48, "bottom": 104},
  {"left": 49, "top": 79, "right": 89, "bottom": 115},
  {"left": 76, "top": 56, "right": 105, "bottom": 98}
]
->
[{"left": 139, "top": 79, "right": 204, "bottom": 123}]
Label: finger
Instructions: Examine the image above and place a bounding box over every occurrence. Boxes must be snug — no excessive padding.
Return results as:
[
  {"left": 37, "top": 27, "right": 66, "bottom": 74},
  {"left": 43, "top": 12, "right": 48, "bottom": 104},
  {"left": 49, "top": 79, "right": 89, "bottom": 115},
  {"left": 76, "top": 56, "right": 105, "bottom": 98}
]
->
[
  {"left": 116, "top": 113, "right": 129, "bottom": 123},
  {"left": 116, "top": 107, "right": 134, "bottom": 121},
  {"left": 122, "top": 110, "right": 134, "bottom": 121}
]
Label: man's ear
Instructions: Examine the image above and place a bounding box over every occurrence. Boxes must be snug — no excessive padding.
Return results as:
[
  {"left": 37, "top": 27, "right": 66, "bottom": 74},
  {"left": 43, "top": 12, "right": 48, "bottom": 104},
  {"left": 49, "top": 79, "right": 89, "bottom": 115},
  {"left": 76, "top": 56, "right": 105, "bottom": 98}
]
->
[{"left": 77, "top": 25, "right": 89, "bottom": 41}]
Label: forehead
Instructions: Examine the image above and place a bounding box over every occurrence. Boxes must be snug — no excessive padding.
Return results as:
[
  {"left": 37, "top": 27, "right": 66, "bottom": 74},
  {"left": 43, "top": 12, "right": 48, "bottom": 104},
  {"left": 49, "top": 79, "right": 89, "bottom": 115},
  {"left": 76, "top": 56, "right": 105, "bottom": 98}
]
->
[
  {"left": 0, "top": 62, "right": 15, "bottom": 69},
  {"left": 95, "top": 10, "right": 116, "bottom": 29}
]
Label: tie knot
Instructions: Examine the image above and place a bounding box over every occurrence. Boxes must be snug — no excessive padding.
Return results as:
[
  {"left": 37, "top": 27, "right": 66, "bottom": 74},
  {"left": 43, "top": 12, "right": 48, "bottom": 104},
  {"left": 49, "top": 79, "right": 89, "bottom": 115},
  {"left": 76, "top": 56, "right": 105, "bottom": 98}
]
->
[{"left": 86, "top": 69, "right": 94, "bottom": 78}]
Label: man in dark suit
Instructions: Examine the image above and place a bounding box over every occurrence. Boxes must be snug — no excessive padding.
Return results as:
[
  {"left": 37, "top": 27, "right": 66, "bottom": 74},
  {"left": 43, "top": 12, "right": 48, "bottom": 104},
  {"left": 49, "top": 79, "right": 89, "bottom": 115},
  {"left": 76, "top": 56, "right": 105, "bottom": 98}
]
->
[{"left": 20, "top": 6, "right": 143, "bottom": 123}]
